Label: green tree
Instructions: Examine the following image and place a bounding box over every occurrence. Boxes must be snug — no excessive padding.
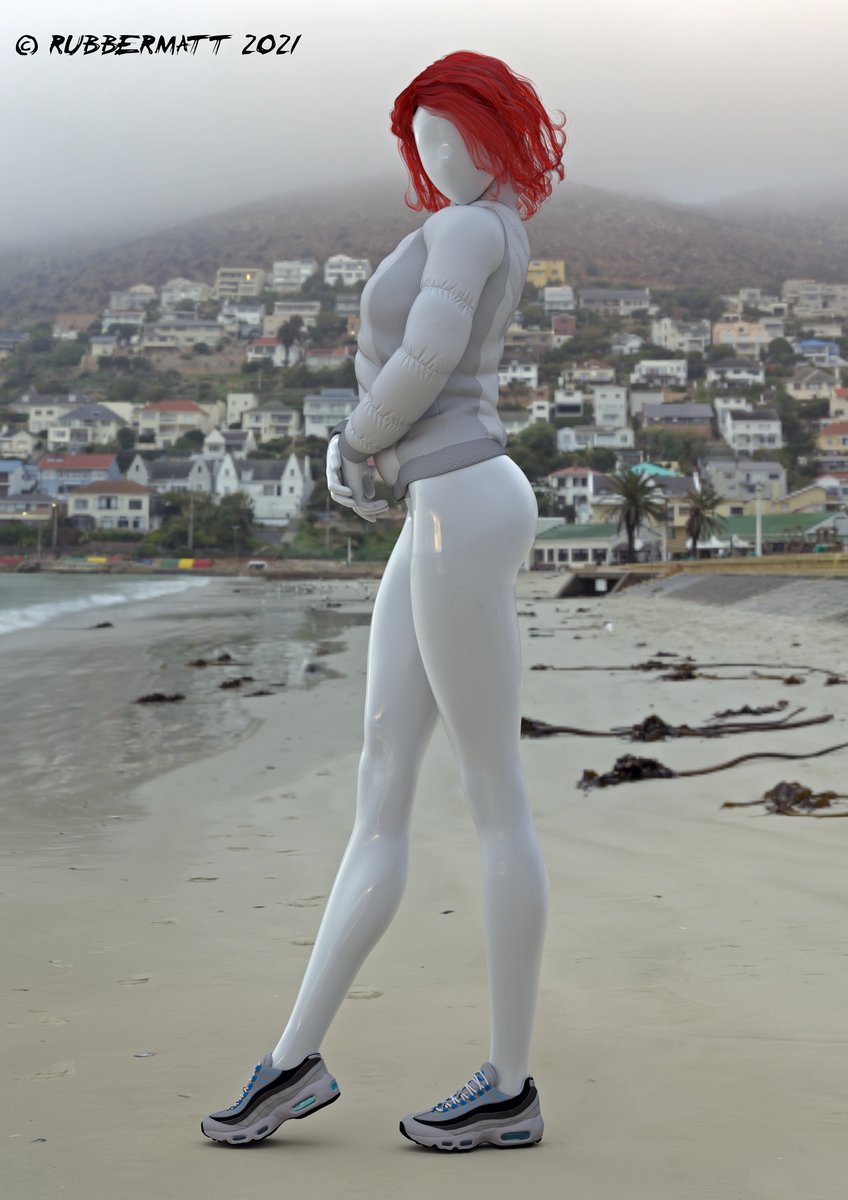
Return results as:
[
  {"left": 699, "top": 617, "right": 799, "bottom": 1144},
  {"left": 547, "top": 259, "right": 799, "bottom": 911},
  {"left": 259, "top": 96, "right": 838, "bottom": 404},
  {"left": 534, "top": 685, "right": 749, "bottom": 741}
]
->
[
  {"left": 684, "top": 483, "right": 726, "bottom": 558},
  {"left": 605, "top": 468, "right": 667, "bottom": 563}
]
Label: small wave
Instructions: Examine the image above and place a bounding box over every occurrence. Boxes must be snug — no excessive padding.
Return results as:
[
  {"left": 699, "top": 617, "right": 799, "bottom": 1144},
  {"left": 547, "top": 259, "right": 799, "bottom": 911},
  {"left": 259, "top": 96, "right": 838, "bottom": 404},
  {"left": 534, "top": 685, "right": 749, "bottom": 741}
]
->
[{"left": 0, "top": 576, "right": 212, "bottom": 637}]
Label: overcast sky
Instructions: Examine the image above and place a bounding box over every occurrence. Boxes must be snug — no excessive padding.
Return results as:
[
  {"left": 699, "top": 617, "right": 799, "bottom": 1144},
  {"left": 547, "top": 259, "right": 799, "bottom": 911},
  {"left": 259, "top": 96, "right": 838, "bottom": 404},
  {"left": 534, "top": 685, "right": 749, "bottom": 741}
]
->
[{"left": 3, "top": 0, "right": 848, "bottom": 247}]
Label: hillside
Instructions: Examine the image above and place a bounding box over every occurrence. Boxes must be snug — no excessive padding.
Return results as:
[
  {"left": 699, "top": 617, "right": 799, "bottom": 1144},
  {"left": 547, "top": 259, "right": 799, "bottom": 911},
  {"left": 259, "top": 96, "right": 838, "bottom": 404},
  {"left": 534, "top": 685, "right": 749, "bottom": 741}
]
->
[{"left": 2, "top": 177, "right": 848, "bottom": 324}]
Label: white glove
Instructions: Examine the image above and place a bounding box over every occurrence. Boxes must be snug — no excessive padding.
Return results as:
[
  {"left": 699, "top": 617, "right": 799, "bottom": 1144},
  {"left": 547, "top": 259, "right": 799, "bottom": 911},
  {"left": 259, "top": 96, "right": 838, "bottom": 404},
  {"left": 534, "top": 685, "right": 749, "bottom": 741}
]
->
[{"left": 325, "top": 434, "right": 388, "bottom": 524}]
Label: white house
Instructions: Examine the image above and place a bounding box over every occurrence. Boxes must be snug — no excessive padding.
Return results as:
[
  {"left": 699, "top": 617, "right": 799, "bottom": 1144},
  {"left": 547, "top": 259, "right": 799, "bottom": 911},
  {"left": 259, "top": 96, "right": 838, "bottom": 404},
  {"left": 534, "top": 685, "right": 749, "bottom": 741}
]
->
[
  {"left": 226, "top": 392, "right": 260, "bottom": 426},
  {"left": 543, "top": 285, "right": 575, "bottom": 315},
  {"left": 590, "top": 385, "right": 628, "bottom": 429},
  {"left": 578, "top": 288, "right": 651, "bottom": 316},
  {"left": 787, "top": 365, "right": 837, "bottom": 402},
  {"left": 532, "top": 520, "right": 660, "bottom": 568},
  {"left": 127, "top": 455, "right": 214, "bottom": 495},
  {"left": 650, "top": 317, "right": 711, "bottom": 353},
  {"left": 46, "top": 403, "right": 126, "bottom": 451},
  {"left": 214, "top": 452, "right": 314, "bottom": 525},
  {"left": 271, "top": 258, "right": 320, "bottom": 293},
  {"left": 68, "top": 480, "right": 153, "bottom": 532},
  {"left": 498, "top": 360, "right": 539, "bottom": 389},
  {"left": 246, "top": 337, "right": 289, "bottom": 367},
  {"left": 137, "top": 400, "right": 213, "bottom": 449},
  {"left": 324, "top": 255, "right": 371, "bottom": 287},
  {"left": 0, "top": 427, "right": 36, "bottom": 459},
  {"left": 160, "top": 278, "right": 212, "bottom": 309},
  {"left": 711, "top": 317, "right": 784, "bottom": 358},
  {"left": 611, "top": 332, "right": 644, "bottom": 355},
  {"left": 243, "top": 404, "right": 301, "bottom": 444},
  {"left": 721, "top": 408, "right": 784, "bottom": 454},
  {"left": 546, "top": 466, "right": 606, "bottom": 521},
  {"left": 303, "top": 388, "right": 359, "bottom": 439},
  {"left": 557, "top": 426, "right": 634, "bottom": 452},
  {"left": 630, "top": 359, "right": 688, "bottom": 387},
  {"left": 705, "top": 358, "right": 765, "bottom": 388},
  {"left": 203, "top": 428, "right": 258, "bottom": 458}
]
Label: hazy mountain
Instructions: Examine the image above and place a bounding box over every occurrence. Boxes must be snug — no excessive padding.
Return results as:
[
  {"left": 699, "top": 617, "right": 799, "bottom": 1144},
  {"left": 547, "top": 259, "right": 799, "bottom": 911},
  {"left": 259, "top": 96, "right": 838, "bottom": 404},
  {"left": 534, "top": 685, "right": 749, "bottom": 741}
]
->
[{"left": 2, "top": 177, "right": 848, "bottom": 325}]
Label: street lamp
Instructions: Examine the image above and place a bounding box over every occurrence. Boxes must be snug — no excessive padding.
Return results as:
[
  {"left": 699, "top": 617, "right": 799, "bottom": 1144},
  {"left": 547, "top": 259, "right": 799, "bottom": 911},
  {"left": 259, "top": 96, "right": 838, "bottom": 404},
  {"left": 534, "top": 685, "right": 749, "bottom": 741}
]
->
[
  {"left": 22, "top": 509, "right": 44, "bottom": 560},
  {"left": 231, "top": 523, "right": 240, "bottom": 562}
]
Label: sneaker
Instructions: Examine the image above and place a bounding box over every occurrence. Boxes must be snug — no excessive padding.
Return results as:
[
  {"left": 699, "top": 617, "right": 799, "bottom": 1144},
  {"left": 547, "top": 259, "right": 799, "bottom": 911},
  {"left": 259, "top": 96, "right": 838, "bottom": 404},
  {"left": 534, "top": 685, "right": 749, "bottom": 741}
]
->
[
  {"left": 399, "top": 1061, "right": 543, "bottom": 1152},
  {"left": 201, "top": 1051, "right": 340, "bottom": 1145}
]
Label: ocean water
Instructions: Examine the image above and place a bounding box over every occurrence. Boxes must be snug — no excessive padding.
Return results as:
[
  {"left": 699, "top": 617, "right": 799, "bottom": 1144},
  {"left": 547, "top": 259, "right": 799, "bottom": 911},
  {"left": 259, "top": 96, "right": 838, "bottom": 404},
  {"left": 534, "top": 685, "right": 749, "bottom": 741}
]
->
[{"left": 0, "top": 573, "right": 371, "bottom": 839}]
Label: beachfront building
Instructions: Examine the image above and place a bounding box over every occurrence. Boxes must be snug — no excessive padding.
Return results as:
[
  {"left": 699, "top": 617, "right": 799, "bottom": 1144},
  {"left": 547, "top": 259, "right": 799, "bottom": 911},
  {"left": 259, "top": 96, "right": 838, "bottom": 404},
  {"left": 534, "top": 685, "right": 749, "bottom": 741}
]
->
[
  {"left": 137, "top": 400, "right": 213, "bottom": 449},
  {"left": 324, "top": 255, "right": 371, "bottom": 287},
  {"left": 242, "top": 403, "right": 300, "bottom": 444},
  {"left": 705, "top": 358, "right": 765, "bottom": 388},
  {"left": 303, "top": 388, "right": 358, "bottom": 440},
  {"left": 532, "top": 520, "right": 661, "bottom": 568},
  {"left": 46, "top": 403, "right": 126, "bottom": 452},
  {"left": 630, "top": 359, "right": 688, "bottom": 387},
  {"left": 215, "top": 268, "right": 265, "bottom": 300},
  {"left": 67, "top": 480, "right": 153, "bottom": 532},
  {"left": 214, "top": 451, "right": 313, "bottom": 525},
  {"left": 38, "top": 453, "right": 122, "bottom": 498},
  {"left": 270, "top": 258, "right": 320, "bottom": 293},
  {"left": 127, "top": 455, "right": 214, "bottom": 495}
]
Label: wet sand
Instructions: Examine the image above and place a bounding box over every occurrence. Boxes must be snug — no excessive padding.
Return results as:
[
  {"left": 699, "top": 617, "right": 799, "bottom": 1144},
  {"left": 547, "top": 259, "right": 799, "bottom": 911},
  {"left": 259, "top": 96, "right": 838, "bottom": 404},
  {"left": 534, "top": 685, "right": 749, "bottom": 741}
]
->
[{"left": 3, "top": 573, "right": 847, "bottom": 1200}]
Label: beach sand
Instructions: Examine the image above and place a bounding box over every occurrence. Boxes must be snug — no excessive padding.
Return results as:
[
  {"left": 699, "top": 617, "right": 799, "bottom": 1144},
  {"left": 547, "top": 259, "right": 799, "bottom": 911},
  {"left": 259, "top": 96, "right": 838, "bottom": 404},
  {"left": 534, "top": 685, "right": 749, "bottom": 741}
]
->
[{"left": 3, "top": 572, "right": 847, "bottom": 1200}]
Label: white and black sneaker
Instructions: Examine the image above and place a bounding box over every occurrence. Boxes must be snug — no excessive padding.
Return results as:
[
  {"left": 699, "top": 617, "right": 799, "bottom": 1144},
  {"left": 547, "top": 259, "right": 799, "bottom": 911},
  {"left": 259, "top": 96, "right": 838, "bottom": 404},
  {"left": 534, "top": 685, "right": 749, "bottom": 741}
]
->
[
  {"left": 399, "top": 1062, "right": 543, "bottom": 1152},
  {"left": 202, "top": 1051, "right": 340, "bottom": 1145}
]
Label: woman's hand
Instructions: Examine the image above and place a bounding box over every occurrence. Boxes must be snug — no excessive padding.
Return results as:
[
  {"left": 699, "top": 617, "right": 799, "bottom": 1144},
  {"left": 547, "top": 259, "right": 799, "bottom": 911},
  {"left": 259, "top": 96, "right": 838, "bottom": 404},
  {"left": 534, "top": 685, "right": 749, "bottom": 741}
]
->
[{"left": 326, "top": 435, "right": 388, "bottom": 524}]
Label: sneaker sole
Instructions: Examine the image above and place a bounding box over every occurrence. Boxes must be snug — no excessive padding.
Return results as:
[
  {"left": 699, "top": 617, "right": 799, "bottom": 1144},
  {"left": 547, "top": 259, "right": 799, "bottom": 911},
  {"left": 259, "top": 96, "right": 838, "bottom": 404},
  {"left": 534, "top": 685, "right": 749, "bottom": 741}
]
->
[
  {"left": 399, "top": 1113, "right": 543, "bottom": 1152},
  {"left": 201, "top": 1080, "right": 340, "bottom": 1145}
]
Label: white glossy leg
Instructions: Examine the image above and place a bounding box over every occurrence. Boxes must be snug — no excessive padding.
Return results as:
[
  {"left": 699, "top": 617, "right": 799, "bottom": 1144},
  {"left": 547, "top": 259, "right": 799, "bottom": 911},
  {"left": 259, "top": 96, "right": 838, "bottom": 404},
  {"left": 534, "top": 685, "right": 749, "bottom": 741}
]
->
[{"left": 272, "top": 456, "right": 548, "bottom": 1096}]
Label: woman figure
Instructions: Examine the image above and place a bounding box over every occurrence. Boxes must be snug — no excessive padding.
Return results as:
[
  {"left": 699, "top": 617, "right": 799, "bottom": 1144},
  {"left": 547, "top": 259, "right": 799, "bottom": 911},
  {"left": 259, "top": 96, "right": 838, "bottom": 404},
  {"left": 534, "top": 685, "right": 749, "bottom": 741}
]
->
[{"left": 203, "top": 50, "right": 566, "bottom": 1153}]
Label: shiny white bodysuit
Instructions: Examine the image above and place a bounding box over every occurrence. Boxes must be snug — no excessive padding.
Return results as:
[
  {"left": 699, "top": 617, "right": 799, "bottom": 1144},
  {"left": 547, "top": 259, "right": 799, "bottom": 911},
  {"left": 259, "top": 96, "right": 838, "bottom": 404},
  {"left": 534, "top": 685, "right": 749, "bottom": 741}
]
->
[{"left": 272, "top": 108, "right": 548, "bottom": 1097}]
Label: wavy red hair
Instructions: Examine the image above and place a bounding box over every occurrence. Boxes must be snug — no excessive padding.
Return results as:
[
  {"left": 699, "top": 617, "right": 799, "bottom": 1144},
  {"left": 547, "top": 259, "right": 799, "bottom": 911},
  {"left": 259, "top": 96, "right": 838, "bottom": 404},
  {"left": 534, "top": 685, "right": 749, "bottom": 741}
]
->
[{"left": 391, "top": 51, "right": 566, "bottom": 220}]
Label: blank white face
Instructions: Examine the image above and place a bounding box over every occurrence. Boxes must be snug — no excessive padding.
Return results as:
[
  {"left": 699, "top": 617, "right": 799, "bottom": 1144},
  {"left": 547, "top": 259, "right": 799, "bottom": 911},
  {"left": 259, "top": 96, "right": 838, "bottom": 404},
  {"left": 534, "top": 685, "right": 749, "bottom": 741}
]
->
[{"left": 411, "top": 106, "right": 495, "bottom": 205}]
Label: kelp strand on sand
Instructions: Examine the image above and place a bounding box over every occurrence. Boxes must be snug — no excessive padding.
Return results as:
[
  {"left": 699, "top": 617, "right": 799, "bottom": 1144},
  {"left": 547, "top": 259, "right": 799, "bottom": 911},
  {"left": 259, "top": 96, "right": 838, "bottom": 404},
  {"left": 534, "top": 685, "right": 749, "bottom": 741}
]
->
[
  {"left": 530, "top": 657, "right": 846, "bottom": 684},
  {"left": 721, "top": 780, "right": 848, "bottom": 818},
  {"left": 520, "top": 709, "right": 832, "bottom": 742},
  {"left": 577, "top": 741, "right": 848, "bottom": 792}
]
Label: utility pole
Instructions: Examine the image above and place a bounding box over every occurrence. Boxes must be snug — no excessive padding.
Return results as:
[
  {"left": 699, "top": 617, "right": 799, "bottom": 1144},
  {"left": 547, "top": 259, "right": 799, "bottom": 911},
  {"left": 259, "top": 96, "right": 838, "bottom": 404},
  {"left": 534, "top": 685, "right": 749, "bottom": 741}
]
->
[
  {"left": 188, "top": 491, "right": 195, "bottom": 552},
  {"left": 51, "top": 502, "right": 59, "bottom": 552}
]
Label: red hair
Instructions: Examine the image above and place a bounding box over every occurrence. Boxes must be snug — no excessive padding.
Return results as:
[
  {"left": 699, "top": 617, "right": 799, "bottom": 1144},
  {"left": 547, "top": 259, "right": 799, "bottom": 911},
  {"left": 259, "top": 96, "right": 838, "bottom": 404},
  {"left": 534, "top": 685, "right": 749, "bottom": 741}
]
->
[{"left": 391, "top": 51, "right": 566, "bottom": 221}]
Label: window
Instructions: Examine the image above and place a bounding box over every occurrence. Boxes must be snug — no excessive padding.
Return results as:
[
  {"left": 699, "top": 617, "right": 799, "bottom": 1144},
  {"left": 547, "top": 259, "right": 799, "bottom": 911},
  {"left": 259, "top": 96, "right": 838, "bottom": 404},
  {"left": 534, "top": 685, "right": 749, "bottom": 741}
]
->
[
  {"left": 571, "top": 548, "right": 589, "bottom": 562},
  {"left": 74, "top": 499, "right": 89, "bottom": 510},
  {"left": 97, "top": 496, "right": 118, "bottom": 509},
  {"left": 128, "top": 499, "right": 142, "bottom": 510},
  {"left": 118, "top": 517, "right": 129, "bottom": 529}
]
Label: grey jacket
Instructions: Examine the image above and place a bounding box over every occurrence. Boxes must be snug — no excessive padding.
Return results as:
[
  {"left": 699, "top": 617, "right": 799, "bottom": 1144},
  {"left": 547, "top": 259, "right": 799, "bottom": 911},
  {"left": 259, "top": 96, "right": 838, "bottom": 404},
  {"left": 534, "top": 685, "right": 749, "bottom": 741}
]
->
[{"left": 331, "top": 196, "right": 530, "bottom": 501}]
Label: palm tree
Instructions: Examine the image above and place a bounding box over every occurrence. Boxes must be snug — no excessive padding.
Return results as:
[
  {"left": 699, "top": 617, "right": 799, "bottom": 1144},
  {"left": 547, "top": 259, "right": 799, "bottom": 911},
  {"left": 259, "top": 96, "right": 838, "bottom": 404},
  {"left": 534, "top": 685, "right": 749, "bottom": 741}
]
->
[
  {"left": 684, "top": 482, "right": 726, "bottom": 559},
  {"left": 605, "top": 468, "right": 667, "bottom": 563},
  {"left": 276, "top": 315, "right": 304, "bottom": 367}
]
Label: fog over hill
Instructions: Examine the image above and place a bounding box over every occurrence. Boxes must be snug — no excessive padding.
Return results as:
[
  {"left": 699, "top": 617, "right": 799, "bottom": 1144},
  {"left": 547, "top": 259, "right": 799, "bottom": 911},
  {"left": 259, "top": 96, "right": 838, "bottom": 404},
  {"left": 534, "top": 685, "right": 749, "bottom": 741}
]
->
[{"left": 2, "top": 177, "right": 848, "bottom": 325}]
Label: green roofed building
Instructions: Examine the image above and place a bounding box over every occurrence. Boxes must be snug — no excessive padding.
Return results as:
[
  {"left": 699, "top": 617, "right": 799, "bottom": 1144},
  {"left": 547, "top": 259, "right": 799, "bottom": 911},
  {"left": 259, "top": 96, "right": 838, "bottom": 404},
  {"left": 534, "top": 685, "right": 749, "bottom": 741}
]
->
[{"left": 533, "top": 521, "right": 661, "bottom": 568}]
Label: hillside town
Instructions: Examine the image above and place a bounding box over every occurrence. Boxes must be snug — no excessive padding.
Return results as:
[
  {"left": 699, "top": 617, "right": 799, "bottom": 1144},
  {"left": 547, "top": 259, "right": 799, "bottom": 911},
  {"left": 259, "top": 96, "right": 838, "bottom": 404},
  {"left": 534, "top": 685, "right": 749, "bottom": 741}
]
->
[{"left": 2, "top": 254, "right": 848, "bottom": 568}]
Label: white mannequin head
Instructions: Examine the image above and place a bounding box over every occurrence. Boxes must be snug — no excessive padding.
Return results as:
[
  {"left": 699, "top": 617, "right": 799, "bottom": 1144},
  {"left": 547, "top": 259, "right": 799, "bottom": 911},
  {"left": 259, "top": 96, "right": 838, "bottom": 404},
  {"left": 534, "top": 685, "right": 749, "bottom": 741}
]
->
[{"left": 412, "top": 106, "right": 495, "bottom": 206}]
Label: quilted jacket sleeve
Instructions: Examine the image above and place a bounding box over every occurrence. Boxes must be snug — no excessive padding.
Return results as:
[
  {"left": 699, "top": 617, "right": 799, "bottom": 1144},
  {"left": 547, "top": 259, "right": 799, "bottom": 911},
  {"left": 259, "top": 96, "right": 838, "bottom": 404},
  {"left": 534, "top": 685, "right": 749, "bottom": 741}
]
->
[{"left": 332, "top": 204, "right": 505, "bottom": 464}]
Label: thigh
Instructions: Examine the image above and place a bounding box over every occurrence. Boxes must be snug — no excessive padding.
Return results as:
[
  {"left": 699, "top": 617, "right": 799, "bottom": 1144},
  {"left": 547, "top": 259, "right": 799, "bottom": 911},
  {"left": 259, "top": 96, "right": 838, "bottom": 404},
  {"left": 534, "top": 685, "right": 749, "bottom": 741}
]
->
[
  {"left": 408, "top": 458, "right": 538, "bottom": 770},
  {"left": 362, "top": 515, "right": 439, "bottom": 772}
]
